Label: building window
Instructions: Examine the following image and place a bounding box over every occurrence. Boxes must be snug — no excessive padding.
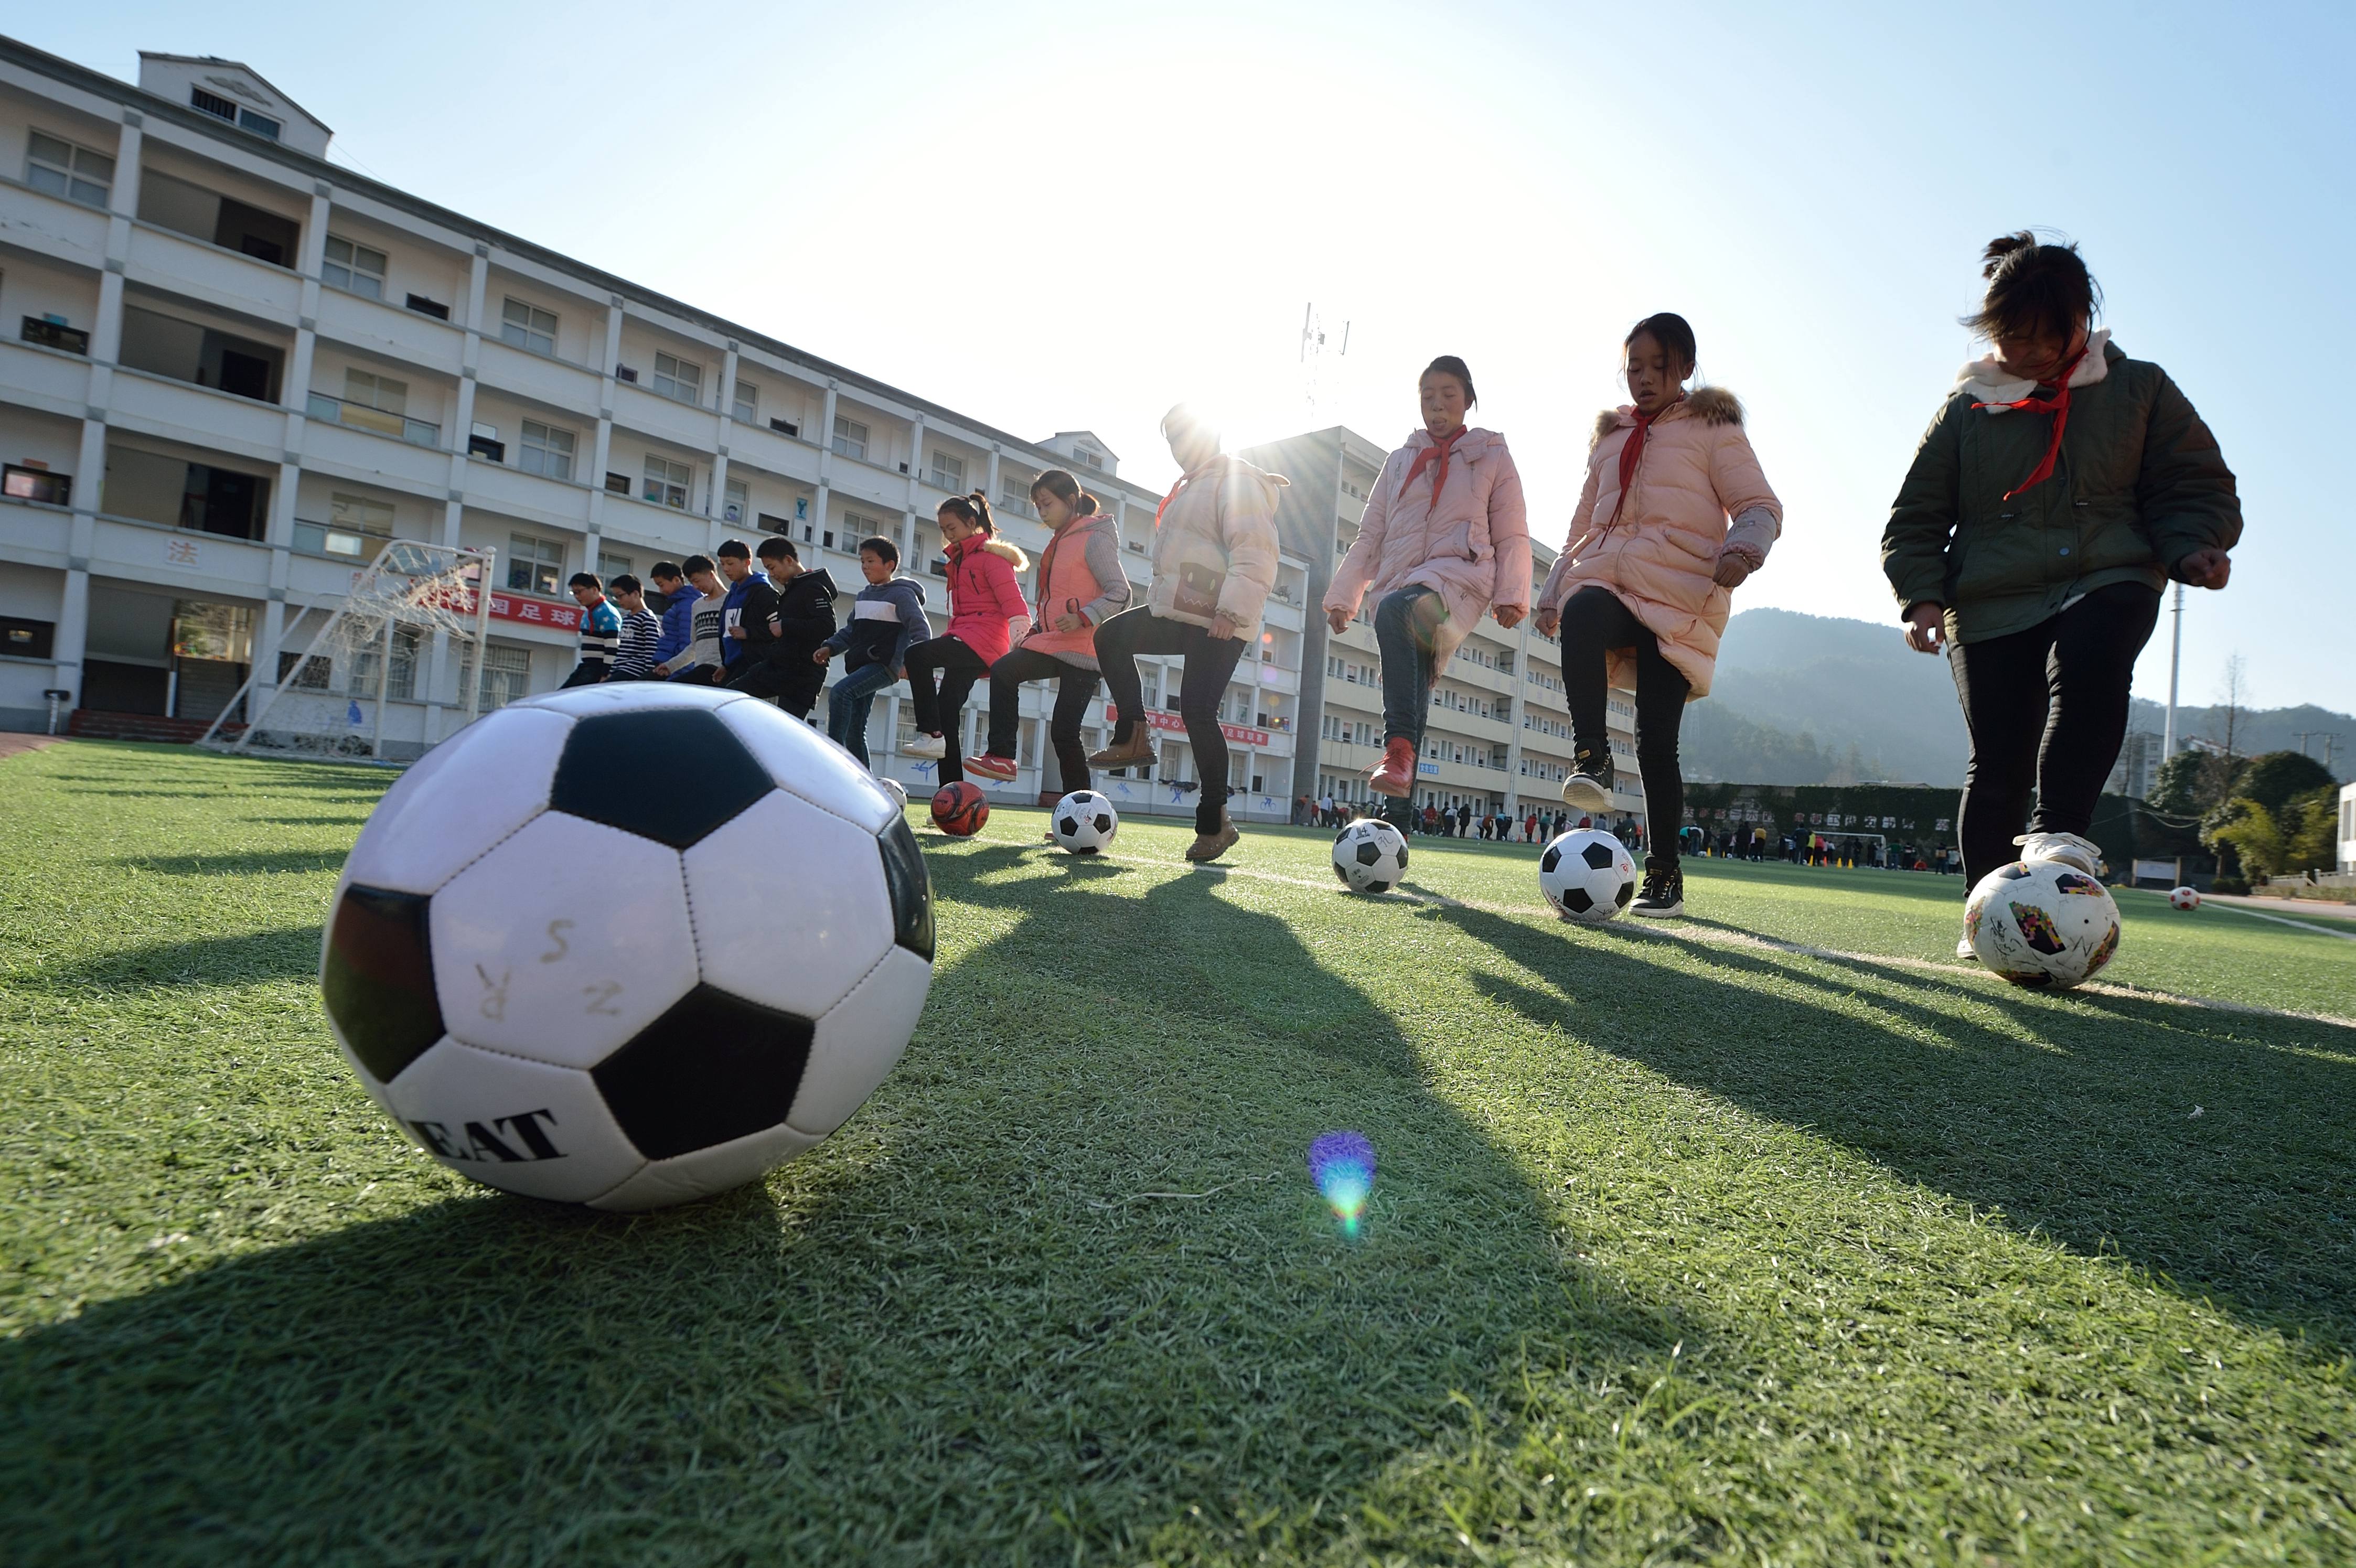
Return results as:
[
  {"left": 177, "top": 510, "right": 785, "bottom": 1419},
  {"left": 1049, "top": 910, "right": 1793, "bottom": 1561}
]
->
[
  {"left": 295, "top": 491, "right": 395, "bottom": 560},
  {"left": 239, "top": 110, "right": 281, "bottom": 140},
  {"left": 3, "top": 463, "right": 71, "bottom": 506},
  {"left": 26, "top": 131, "right": 113, "bottom": 209},
  {"left": 831, "top": 415, "right": 868, "bottom": 461},
  {"left": 344, "top": 368, "right": 408, "bottom": 418},
  {"left": 1072, "top": 445, "right": 1102, "bottom": 470},
  {"left": 191, "top": 87, "right": 238, "bottom": 122},
  {"left": 652, "top": 351, "right": 702, "bottom": 405},
  {"left": 322, "top": 236, "right": 387, "bottom": 299},
  {"left": 21, "top": 316, "right": 89, "bottom": 355},
  {"left": 499, "top": 297, "right": 557, "bottom": 356},
  {"left": 928, "top": 450, "right": 966, "bottom": 492},
  {"left": 642, "top": 456, "right": 691, "bottom": 509},
  {"left": 998, "top": 474, "right": 1033, "bottom": 517},
  {"left": 723, "top": 478, "right": 748, "bottom": 524},
  {"left": 732, "top": 379, "right": 759, "bottom": 423},
  {"left": 519, "top": 420, "right": 576, "bottom": 481},
  {"left": 598, "top": 549, "right": 633, "bottom": 582},
  {"left": 506, "top": 533, "right": 564, "bottom": 595},
  {"left": 467, "top": 643, "right": 533, "bottom": 711}
]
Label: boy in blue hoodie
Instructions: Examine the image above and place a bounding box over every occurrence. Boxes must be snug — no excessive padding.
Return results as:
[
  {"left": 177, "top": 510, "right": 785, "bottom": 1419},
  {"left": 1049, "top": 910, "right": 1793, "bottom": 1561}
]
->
[{"left": 812, "top": 535, "right": 931, "bottom": 767}]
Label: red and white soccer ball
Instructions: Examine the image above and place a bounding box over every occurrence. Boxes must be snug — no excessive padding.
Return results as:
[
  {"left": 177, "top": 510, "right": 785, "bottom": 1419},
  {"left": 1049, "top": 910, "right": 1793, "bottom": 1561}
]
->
[
  {"left": 1964, "top": 858, "right": 2121, "bottom": 990},
  {"left": 2169, "top": 886, "right": 2201, "bottom": 911},
  {"left": 318, "top": 684, "right": 933, "bottom": 1210}
]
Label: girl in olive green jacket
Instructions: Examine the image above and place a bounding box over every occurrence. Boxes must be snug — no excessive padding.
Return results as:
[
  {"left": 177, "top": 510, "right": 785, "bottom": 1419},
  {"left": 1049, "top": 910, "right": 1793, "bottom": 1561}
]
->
[{"left": 1882, "top": 232, "right": 2239, "bottom": 943}]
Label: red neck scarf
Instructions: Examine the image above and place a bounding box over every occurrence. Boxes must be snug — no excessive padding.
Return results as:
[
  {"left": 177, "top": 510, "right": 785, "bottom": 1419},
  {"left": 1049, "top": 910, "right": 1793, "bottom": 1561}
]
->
[
  {"left": 1400, "top": 426, "right": 1469, "bottom": 509},
  {"left": 1605, "top": 395, "right": 1680, "bottom": 530},
  {"left": 1973, "top": 347, "right": 2089, "bottom": 501}
]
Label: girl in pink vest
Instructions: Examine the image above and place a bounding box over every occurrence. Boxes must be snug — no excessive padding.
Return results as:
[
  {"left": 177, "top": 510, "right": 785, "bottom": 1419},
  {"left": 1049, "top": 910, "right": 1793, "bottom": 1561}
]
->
[
  {"left": 1535, "top": 313, "right": 1784, "bottom": 919},
  {"left": 965, "top": 470, "right": 1133, "bottom": 795},
  {"left": 902, "top": 492, "right": 1030, "bottom": 784}
]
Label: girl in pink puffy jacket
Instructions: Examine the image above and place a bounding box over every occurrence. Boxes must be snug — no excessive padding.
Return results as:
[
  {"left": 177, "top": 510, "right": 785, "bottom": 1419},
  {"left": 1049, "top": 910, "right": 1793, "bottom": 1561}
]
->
[
  {"left": 1323, "top": 356, "right": 1532, "bottom": 832},
  {"left": 1534, "top": 313, "right": 1784, "bottom": 919}
]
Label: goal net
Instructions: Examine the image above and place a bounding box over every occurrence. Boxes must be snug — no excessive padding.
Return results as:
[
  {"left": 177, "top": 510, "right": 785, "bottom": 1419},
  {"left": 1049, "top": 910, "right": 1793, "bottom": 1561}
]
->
[{"left": 198, "top": 540, "right": 496, "bottom": 763}]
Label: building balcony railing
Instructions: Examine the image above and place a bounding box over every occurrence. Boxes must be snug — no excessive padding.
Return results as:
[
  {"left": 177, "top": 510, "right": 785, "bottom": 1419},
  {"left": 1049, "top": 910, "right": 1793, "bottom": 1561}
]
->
[
  {"left": 20, "top": 316, "right": 88, "bottom": 355},
  {"left": 292, "top": 517, "right": 389, "bottom": 560},
  {"left": 306, "top": 391, "right": 440, "bottom": 448}
]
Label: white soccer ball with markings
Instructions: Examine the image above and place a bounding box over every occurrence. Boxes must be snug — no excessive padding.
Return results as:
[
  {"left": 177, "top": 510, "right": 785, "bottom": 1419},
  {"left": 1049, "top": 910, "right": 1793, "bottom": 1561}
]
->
[
  {"left": 1538, "top": 828, "right": 1636, "bottom": 923},
  {"left": 1964, "top": 858, "right": 2121, "bottom": 989},
  {"left": 1331, "top": 819, "right": 1409, "bottom": 895},
  {"left": 318, "top": 684, "right": 933, "bottom": 1211},
  {"left": 1051, "top": 789, "right": 1118, "bottom": 855}
]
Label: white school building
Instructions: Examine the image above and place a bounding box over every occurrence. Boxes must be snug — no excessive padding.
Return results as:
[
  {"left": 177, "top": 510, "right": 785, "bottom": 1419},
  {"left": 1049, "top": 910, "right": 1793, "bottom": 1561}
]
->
[{"left": 0, "top": 37, "right": 1641, "bottom": 831}]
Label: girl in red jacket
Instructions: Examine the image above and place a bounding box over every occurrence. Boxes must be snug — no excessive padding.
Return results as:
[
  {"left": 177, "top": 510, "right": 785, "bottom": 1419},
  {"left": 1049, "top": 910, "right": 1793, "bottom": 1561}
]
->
[{"left": 902, "top": 493, "right": 1030, "bottom": 785}]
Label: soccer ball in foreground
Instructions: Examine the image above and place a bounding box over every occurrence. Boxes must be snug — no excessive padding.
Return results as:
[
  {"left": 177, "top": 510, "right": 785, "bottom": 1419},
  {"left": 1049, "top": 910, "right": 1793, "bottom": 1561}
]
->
[
  {"left": 931, "top": 781, "right": 989, "bottom": 836},
  {"left": 1965, "top": 859, "right": 2121, "bottom": 989},
  {"left": 319, "top": 684, "right": 934, "bottom": 1210},
  {"left": 2169, "top": 886, "right": 2201, "bottom": 911},
  {"left": 1538, "top": 829, "right": 1636, "bottom": 923},
  {"left": 1052, "top": 790, "right": 1118, "bottom": 854},
  {"left": 1331, "top": 819, "right": 1410, "bottom": 895}
]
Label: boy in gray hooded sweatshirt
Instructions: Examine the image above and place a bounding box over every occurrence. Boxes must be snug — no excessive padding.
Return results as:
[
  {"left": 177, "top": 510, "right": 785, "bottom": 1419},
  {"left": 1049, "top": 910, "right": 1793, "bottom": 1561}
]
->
[{"left": 813, "top": 534, "right": 932, "bottom": 768}]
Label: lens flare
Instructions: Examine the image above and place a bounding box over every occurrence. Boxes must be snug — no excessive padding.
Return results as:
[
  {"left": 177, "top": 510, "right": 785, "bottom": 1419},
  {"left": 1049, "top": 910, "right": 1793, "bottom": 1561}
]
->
[{"left": 1308, "top": 1130, "right": 1375, "bottom": 1233}]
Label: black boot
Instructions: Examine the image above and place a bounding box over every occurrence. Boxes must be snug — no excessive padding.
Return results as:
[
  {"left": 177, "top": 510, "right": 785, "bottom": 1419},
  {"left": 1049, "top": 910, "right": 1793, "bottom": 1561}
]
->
[
  {"left": 1631, "top": 855, "right": 1684, "bottom": 918},
  {"left": 1560, "top": 744, "right": 1614, "bottom": 813}
]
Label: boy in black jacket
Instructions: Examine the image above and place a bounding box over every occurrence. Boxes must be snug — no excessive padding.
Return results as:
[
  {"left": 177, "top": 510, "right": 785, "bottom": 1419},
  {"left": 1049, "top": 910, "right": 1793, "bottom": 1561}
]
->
[{"left": 727, "top": 536, "right": 838, "bottom": 718}]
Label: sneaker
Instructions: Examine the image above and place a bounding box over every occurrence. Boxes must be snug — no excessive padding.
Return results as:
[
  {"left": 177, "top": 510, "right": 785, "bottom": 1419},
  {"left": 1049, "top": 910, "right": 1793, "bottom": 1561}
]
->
[
  {"left": 2014, "top": 831, "right": 2102, "bottom": 877},
  {"left": 1630, "top": 858, "right": 1684, "bottom": 918},
  {"left": 901, "top": 733, "right": 947, "bottom": 760},
  {"left": 1185, "top": 808, "right": 1240, "bottom": 862},
  {"left": 1954, "top": 933, "right": 1978, "bottom": 962},
  {"left": 1367, "top": 737, "right": 1417, "bottom": 798},
  {"left": 876, "top": 777, "right": 908, "bottom": 811},
  {"left": 1087, "top": 725, "right": 1156, "bottom": 769},
  {"left": 1560, "top": 747, "right": 1614, "bottom": 812},
  {"left": 966, "top": 751, "right": 1018, "bottom": 782}
]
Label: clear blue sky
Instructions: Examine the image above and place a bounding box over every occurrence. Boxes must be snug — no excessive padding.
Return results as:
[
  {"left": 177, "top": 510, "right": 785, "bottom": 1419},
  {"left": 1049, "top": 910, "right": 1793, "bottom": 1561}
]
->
[{"left": 26, "top": 2, "right": 2354, "bottom": 713}]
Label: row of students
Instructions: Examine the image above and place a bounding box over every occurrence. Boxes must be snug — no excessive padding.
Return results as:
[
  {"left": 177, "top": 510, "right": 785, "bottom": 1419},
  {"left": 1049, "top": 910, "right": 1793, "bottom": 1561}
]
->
[{"left": 1321, "top": 230, "right": 2239, "bottom": 949}]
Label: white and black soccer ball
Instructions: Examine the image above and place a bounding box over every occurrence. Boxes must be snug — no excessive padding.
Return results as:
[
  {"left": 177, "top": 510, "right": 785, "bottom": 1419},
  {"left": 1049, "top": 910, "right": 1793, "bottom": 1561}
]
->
[
  {"left": 1052, "top": 789, "right": 1118, "bottom": 855},
  {"left": 2169, "top": 886, "right": 2201, "bottom": 911},
  {"left": 1965, "top": 858, "right": 2121, "bottom": 989},
  {"left": 1538, "top": 828, "right": 1636, "bottom": 923},
  {"left": 319, "top": 683, "right": 933, "bottom": 1211},
  {"left": 1331, "top": 819, "right": 1409, "bottom": 895}
]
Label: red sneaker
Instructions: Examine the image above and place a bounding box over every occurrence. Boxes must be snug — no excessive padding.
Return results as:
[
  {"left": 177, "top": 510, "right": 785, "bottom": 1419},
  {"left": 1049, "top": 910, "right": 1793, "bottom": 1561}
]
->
[
  {"left": 965, "top": 752, "right": 1018, "bottom": 782},
  {"left": 1367, "top": 737, "right": 1417, "bottom": 798}
]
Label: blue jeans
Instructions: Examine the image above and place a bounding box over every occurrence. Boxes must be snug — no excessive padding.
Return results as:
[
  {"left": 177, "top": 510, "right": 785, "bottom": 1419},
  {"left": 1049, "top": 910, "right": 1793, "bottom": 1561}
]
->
[{"left": 824, "top": 661, "right": 898, "bottom": 766}]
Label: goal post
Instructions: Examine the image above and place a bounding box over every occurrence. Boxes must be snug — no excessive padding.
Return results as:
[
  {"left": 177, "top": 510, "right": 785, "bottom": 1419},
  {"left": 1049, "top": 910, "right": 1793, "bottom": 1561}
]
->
[{"left": 197, "top": 540, "right": 497, "bottom": 764}]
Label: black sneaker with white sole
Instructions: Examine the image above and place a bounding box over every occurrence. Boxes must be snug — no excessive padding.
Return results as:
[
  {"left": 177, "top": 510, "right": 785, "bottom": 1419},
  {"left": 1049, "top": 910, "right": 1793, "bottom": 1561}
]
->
[
  {"left": 1560, "top": 747, "right": 1614, "bottom": 813},
  {"left": 1630, "top": 858, "right": 1684, "bottom": 918}
]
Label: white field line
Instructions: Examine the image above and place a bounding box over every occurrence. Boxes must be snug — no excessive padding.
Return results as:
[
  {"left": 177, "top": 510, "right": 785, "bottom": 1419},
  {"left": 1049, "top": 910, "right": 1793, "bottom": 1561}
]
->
[
  {"left": 1090, "top": 847, "right": 2356, "bottom": 1031},
  {"left": 2191, "top": 900, "right": 2356, "bottom": 942}
]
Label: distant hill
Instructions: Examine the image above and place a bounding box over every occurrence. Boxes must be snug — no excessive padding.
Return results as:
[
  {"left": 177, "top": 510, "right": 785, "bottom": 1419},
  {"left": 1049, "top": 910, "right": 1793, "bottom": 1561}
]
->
[{"left": 1685, "top": 607, "right": 2354, "bottom": 789}]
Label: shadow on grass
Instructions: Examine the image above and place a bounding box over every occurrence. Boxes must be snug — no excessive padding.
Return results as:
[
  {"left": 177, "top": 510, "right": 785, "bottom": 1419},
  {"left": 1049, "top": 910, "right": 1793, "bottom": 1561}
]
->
[
  {"left": 0, "top": 837, "right": 1693, "bottom": 1564},
  {"left": 1433, "top": 896, "right": 2356, "bottom": 1344},
  {"left": 24, "top": 927, "right": 320, "bottom": 991},
  {"left": 120, "top": 849, "right": 349, "bottom": 877}
]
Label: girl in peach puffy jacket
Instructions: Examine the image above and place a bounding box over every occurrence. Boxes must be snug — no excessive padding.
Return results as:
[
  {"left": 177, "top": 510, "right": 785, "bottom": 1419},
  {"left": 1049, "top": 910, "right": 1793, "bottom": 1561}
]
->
[
  {"left": 1323, "top": 355, "right": 1532, "bottom": 828},
  {"left": 1534, "top": 313, "right": 1782, "bottom": 918}
]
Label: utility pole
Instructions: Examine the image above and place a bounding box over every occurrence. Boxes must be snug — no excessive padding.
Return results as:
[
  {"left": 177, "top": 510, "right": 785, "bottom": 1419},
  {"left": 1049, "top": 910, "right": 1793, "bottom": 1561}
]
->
[{"left": 2162, "top": 582, "right": 2183, "bottom": 759}]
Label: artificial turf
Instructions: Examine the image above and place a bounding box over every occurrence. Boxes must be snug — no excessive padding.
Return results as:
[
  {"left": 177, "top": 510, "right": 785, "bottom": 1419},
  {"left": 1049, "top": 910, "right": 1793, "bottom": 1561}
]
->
[{"left": 2, "top": 739, "right": 2351, "bottom": 1566}]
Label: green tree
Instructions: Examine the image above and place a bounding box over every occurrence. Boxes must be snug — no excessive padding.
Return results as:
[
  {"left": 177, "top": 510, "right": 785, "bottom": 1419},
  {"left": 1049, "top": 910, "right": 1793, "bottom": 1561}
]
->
[
  {"left": 2283, "top": 785, "right": 2342, "bottom": 874},
  {"left": 2234, "top": 750, "right": 2336, "bottom": 816},
  {"left": 2205, "top": 798, "right": 2285, "bottom": 880}
]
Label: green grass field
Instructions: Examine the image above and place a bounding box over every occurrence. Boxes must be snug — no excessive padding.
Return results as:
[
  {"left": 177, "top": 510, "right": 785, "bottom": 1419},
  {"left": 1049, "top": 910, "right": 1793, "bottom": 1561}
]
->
[{"left": 4, "top": 740, "right": 2352, "bottom": 1566}]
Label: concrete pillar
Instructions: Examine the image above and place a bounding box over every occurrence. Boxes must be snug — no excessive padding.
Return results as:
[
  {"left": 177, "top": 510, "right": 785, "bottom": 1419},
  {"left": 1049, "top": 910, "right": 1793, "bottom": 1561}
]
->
[
  {"left": 588, "top": 296, "right": 624, "bottom": 557},
  {"left": 818, "top": 383, "right": 839, "bottom": 487}
]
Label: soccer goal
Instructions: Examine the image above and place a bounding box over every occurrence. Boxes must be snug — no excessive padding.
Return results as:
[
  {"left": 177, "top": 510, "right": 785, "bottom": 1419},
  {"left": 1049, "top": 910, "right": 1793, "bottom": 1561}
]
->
[{"left": 197, "top": 540, "right": 496, "bottom": 763}]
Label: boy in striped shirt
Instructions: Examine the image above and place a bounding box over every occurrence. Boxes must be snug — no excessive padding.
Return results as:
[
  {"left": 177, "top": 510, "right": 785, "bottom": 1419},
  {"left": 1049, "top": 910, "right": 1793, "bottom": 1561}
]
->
[
  {"left": 562, "top": 573, "right": 621, "bottom": 687},
  {"left": 605, "top": 574, "right": 662, "bottom": 681}
]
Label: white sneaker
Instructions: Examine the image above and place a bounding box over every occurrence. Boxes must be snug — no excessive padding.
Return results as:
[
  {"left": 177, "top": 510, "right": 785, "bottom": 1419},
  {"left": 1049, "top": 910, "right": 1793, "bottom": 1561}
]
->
[
  {"left": 876, "top": 777, "right": 908, "bottom": 810},
  {"left": 901, "top": 734, "right": 947, "bottom": 760},
  {"left": 2014, "top": 831, "right": 2101, "bottom": 876},
  {"left": 1955, "top": 933, "right": 1978, "bottom": 962}
]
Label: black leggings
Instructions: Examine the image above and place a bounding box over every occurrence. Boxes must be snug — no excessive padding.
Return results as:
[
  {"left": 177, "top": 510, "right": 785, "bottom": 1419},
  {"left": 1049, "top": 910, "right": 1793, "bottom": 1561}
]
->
[
  {"left": 1095, "top": 606, "right": 1250, "bottom": 835},
  {"left": 1557, "top": 586, "right": 1690, "bottom": 862},
  {"left": 724, "top": 657, "right": 823, "bottom": 720},
  {"left": 1947, "top": 581, "right": 2160, "bottom": 885},
  {"left": 905, "top": 636, "right": 990, "bottom": 785},
  {"left": 986, "top": 646, "right": 1099, "bottom": 797}
]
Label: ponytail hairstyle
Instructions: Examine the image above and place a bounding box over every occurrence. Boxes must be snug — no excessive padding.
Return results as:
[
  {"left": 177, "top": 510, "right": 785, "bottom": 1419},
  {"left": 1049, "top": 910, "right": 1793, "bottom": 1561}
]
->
[
  {"left": 1030, "top": 468, "right": 1099, "bottom": 519},
  {"left": 1622, "top": 312, "right": 1697, "bottom": 378},
  {"left": 938, "top": 490, "right": 995, "bottom": 537},
  {"left": 1962, "top": 231, "right": 2100, "bottom": 344},
  {"left": 1422, "top": 355, "right": 1476, "bottom": 407}
]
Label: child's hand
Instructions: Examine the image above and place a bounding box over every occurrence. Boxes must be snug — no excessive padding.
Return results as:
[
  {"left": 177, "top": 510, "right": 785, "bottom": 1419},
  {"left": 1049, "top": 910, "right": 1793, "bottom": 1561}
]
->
[
  {"left": 1534, "top": 607, "right": 1560, "bottom": 639},
  {"left": 1902, "top": 602, "right": 1945, "bottom": 654},
  {"left": 812, "top": 646, "right": 834, "bottom": 664},
  {"left": 1052, "top": 612, "right": 1087, "bottom": 633},
  {"left": 2175, "top": 547, "right": 2232, "bottom": 589},
  {"left": 1712, "top": 547, "right": 1761, "bottom": 589},
  {"left": 1326, "top": 606, "right": 1352, "bottom": 633},
  {"left": 1493, "top": 605, "right": 1526, "bottom": 631}
]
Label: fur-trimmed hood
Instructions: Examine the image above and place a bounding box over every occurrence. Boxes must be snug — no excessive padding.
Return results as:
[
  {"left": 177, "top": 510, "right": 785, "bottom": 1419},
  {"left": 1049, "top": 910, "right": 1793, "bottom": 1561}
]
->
[
  {"left": 973, "top": 536, "right": 1029, "bottom": 573},
  {"left": 1590, "top": 385, "right": 1744, "bottom": 450},
  {"left": 1954, "top": 329, "right": 2116, "bottom": 409}
]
